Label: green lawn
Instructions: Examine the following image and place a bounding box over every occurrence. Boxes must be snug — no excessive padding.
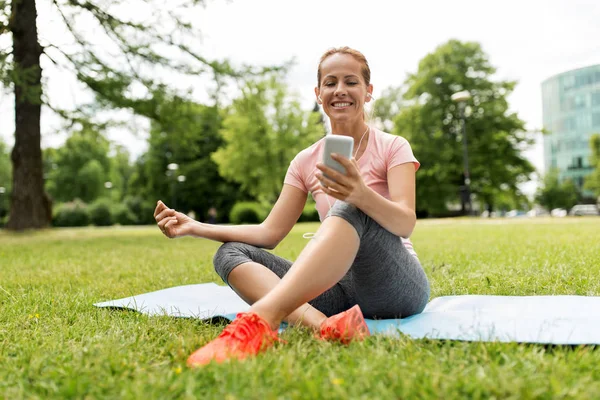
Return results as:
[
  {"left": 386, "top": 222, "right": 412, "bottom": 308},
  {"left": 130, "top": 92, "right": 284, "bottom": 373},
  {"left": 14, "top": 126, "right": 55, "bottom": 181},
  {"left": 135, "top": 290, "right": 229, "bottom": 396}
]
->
[{"left": 1, "top": 218, "right": 600, "bottom": 399}]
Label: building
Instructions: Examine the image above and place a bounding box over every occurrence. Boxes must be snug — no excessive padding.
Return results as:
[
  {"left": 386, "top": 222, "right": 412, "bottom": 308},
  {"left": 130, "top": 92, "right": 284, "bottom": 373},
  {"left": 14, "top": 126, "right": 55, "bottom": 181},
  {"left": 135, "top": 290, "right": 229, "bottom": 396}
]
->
[{"left": 541, "top": 64, "right": 600, "bottom": 196}]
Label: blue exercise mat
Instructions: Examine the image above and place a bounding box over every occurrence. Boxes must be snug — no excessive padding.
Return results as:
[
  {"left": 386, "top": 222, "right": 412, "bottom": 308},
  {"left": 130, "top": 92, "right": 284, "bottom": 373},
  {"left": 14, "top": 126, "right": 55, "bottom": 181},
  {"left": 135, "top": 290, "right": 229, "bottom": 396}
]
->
[{"left": 94, "top": 283, "right": 600, "bottom": 345}]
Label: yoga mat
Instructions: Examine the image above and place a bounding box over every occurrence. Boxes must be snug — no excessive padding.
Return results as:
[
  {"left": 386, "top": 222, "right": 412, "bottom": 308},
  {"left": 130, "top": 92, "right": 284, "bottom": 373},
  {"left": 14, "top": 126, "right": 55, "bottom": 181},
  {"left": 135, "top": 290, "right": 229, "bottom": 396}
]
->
[{"left": 95, "top": 283, "right": 600, "bottom": 345}]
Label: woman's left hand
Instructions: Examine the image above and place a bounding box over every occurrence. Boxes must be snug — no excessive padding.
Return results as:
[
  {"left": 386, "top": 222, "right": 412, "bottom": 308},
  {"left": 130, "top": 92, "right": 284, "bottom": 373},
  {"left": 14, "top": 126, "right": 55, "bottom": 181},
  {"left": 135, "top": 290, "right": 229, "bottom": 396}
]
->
[{"left": 316, "top": 153, "right": 369, "bottom": 207}]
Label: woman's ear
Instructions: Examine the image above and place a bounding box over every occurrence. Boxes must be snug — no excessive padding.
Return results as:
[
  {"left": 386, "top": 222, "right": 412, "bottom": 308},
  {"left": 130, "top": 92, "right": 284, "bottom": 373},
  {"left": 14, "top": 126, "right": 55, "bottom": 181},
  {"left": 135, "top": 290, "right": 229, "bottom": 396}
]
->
[
  {"left": 365, "top": 84, "right": 374, "bottom": 103},
  {"left": 314, "top": 87, "right": 322, "bottom": 104}
]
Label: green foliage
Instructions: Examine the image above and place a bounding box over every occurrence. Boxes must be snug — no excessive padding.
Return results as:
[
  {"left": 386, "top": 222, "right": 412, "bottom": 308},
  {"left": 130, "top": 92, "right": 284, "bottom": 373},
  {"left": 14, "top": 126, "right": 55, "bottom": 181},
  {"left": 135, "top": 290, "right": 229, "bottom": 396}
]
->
[
  {"left": 53, "top": 200, "right": 90, "bottom": 227},
  {"left": 373, "top": 86, "right": 405, "bottom": 132},
  {"left": 584, "top": 134, "right": 600, "bottom": 197},
  {"left": 535, "top": 169, "right": 580, "bottom": 212},
  {"left": 107, "top": 145, "right": 134, "bottom": 201},
  {"left": 298, "top": 202, "right": 320, "bottom": 222},
  {"left": 123, "top": 196, "right": 157, "bottom": 225},
  {"left": 391, "top": 40, "right": 535, "bottom": 216},
  {"left": 213, "top": 75, "right": 325, "bottom": 204},
  {"left": 130, "top": 101, "right": 247, "bottom": 223},
  {"left": 45, "top": 128, "right": 111, "bottom": 203},
  {"left": 229, "top": 202, "right": 265, "bottom": 224},
  {"left": 0, "top": 138, "right": 11, "bottom": 219},
  {"left": 89, "top": 199, "right": 113, "bottom": 226},
  {"left": 111, "top": 204, "right": 137, "bottom": 226}
]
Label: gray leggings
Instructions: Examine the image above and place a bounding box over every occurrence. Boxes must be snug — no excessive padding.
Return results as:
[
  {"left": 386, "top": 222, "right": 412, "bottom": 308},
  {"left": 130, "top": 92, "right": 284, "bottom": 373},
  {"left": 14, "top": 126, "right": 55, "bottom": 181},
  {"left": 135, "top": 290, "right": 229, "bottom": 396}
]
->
[{"left": 213, "top": 201, "right": 430, "bottom": 319}]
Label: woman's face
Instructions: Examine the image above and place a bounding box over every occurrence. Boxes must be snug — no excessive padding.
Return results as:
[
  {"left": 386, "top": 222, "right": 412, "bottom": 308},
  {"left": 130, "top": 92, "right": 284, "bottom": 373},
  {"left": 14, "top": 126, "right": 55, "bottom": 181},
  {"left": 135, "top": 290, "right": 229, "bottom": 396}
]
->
[{"left": 315, "top": 53, "right": 373, "bottom": 124}]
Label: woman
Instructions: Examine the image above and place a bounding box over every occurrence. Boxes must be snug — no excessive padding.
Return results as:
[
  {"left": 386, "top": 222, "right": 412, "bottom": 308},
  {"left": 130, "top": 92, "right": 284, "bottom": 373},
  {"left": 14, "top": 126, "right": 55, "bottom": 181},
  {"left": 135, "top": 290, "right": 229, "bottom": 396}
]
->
[{"left": 154, "top": 47, "right": 430, "bottom": 367}]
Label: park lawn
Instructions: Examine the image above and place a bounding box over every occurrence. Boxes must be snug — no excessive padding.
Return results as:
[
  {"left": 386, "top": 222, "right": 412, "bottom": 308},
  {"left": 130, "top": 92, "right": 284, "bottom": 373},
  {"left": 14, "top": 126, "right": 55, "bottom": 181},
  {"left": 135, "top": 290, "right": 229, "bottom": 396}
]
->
[{"left": 1, "top": 218, "right": 600, "bottom": 399}]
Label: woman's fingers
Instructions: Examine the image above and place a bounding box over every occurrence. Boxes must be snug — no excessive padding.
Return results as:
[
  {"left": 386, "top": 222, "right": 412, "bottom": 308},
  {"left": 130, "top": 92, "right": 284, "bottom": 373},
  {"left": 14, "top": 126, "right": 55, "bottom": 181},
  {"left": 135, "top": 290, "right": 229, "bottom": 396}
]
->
[
  {"left": 318, "top": 173, "right": 347, "bottom": 195},
  {"left": 155, "top": 208, "right": 176, "bottom": 222},
  {"left": 153, "top": 201, "right": 167, "bottom": 218},
  {"left": 158, "top": 216, "right": 177, "bottom": 232}
]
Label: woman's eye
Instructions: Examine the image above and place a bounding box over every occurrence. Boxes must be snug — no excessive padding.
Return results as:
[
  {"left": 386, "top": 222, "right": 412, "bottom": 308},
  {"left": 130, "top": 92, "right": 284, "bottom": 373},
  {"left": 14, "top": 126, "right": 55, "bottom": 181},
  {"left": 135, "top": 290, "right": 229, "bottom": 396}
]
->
[
  {"left": 347, "top": 81, "right": 358, "bottom": 86},
  {"left": 325, "top": 82, "right": 335, "bottom": 87}
]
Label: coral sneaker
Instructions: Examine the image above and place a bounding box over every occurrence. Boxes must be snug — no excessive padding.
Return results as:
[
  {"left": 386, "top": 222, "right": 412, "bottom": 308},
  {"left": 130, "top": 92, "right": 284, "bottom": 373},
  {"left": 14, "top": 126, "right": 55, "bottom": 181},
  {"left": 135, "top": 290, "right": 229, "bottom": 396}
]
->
[
  {"left": 187, "top": 312, "right": 279, "bottom": 367},
  {"left": 319, "top": 304, "right": 371, "bottom": 344}
]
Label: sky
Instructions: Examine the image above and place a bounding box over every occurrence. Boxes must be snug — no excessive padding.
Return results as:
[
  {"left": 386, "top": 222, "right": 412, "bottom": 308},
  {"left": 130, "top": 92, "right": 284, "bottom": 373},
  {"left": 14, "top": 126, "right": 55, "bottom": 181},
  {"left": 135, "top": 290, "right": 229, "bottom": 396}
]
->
[{"left": 2, "top": 0, "right": 600, "bottom": 196}]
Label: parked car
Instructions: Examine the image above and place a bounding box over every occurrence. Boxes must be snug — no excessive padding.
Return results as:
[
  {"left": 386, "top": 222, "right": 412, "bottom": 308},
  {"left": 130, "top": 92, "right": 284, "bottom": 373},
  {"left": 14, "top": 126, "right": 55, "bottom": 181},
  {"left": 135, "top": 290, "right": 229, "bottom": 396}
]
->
[
  {"left": 569, "top": 204, "right": 600, "bottom": 216},
  {"left": 550, "top": 208, "right": 567, "bottom": 217}
]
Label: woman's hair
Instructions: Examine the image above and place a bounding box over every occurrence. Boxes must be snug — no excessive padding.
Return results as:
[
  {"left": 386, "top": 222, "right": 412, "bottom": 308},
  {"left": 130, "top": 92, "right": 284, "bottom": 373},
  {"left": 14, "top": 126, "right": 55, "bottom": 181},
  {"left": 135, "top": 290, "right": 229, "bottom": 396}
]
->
[
  {"left": 317, "top": 47, "right": 374, "bottom": 123},
  {"left": 317, "top": 47, "right": 371, "bottom": 88}
]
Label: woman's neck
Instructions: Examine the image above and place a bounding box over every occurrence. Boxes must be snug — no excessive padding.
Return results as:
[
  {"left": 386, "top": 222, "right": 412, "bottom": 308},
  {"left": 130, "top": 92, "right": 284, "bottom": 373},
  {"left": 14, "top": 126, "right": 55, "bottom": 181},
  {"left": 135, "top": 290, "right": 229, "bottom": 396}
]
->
[
  {"left": 330, "top": 120, "right": 370, "bottom": 158},
  {"left": 330, "top": 120, "right": 369, "bottom": 142}
]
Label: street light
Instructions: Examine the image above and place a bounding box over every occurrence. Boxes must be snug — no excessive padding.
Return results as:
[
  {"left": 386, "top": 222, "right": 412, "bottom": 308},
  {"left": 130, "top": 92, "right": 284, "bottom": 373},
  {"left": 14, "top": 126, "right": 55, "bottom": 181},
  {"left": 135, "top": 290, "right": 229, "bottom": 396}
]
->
[
  {"left": 451, "top": 90, "right": 473, "bottom": 216},
  {"left": 165, "top": 163, "right": 184, "bottom": 208},
  {"left": 0, "top": 186, "right": 5, "bottom": 221}
]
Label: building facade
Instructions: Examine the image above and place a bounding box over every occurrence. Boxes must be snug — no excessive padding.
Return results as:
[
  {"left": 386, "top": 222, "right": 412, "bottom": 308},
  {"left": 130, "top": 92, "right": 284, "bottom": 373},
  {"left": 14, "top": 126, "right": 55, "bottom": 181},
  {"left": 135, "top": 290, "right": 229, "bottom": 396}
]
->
[{"left": 542, "top": 64, "right": 600, "bottom": 195}]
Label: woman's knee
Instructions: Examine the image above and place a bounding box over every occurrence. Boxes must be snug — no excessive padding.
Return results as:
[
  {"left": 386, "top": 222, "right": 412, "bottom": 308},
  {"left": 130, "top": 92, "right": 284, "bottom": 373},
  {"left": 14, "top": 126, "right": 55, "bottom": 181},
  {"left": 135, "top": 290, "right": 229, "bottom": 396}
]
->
[
  {"left": 213, "top": 241, "right": 256, "bottom": 282},
  {"left": 327, "top": 201, "right": 368, "bottom": 237}
]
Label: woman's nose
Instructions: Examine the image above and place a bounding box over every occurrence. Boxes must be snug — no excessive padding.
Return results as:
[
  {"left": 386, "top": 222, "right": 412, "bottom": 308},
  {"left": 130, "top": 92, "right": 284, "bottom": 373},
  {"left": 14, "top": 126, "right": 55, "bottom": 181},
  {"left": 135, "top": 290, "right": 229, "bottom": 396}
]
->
[{"left": 334, "top": 83, "right": 347, "bottom": 96}]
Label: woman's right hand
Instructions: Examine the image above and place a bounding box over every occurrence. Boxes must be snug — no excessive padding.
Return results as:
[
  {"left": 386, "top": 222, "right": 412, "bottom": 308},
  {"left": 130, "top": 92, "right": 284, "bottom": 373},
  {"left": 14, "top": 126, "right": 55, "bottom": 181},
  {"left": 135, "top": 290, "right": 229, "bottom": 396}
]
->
[{"left": 153, "top": 200, "right": 197, "bottom": 239}]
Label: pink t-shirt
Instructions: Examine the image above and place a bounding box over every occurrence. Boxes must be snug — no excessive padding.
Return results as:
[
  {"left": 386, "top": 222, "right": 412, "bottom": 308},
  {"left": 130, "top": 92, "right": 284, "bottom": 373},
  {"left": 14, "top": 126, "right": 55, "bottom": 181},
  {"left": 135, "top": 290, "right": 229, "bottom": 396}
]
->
[{"left": 284, "top": 127, "right": 419, "bottom": 257}]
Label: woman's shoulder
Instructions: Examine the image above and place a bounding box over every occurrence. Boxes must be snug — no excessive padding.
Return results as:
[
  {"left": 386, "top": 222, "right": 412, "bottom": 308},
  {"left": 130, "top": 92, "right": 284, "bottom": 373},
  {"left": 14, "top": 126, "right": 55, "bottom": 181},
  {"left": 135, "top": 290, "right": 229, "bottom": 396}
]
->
[
  {"left": 373, "top": 127, "right": 410, "bottom": 144},
  {"left": 293, "top": 137, "right": 325, "bottom": 164},
  {"left": 371, "top": 128, "right": 411, "bottom": 153}
]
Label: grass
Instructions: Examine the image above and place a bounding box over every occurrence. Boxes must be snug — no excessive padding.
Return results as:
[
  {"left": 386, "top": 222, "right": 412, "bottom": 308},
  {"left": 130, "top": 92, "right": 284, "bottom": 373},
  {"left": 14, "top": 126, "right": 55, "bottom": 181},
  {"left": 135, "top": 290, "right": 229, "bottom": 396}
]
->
[{"left": 1, "top": 218, "right": 600, "bottom": 399}]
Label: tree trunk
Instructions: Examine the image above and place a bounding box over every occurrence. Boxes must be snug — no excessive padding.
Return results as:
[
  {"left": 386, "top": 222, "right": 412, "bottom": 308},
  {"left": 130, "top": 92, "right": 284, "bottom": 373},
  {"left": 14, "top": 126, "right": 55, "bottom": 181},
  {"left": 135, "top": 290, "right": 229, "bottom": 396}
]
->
[{"left": 7, "top": 0, "right": 51, "bottom": 230}]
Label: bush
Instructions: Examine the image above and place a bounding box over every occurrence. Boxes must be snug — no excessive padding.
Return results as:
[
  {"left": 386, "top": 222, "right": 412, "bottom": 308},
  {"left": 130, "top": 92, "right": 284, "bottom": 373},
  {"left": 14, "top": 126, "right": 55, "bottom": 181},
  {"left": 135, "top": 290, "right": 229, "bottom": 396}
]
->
[
  {"left": 53, "top": 200, "right": 90, "bottom": 227},
  {"left": 299, "top": 202, "right": 320, "bottom": 222},
  {"left": 229, "top": 202, "right": 265, "bottom": 224},
  {"left": 124, "top": 196, "right": 156, "bottom": 225},
  {"left": 112, "top": 204, "right": 137, "bottom": 226},
  {"left": 89, "top": 199, "right": 113, "bottom": 226}
]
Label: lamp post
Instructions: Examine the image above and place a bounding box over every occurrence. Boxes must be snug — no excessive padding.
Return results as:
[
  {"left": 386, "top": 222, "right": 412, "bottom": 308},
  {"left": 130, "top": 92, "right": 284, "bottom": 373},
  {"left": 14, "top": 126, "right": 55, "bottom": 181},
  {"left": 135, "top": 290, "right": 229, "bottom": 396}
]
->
[
  {"left": 0, "top": 186, "right": 5, "bottom": 221},
  {"left": 451, "top": 90, "right": 473, "bottom": 216}
]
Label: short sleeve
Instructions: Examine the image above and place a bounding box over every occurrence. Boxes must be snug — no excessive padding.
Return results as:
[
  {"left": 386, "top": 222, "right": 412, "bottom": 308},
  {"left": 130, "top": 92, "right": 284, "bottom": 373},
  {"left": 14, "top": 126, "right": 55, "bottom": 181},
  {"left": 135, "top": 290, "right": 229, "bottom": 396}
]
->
[
  {"left": 387, "top": 136, "right": 420, "bottom": 172},
  {"left": 283, "top": 156, "right": 308, "bottom": 193}
]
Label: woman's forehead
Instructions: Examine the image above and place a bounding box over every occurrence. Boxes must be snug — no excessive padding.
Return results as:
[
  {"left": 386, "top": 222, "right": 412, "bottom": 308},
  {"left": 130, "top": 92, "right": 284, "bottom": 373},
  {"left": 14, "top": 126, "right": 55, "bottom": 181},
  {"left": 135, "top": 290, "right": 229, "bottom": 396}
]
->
[{"left": 321, "top": 53, "right": 362, "bottom": 77}]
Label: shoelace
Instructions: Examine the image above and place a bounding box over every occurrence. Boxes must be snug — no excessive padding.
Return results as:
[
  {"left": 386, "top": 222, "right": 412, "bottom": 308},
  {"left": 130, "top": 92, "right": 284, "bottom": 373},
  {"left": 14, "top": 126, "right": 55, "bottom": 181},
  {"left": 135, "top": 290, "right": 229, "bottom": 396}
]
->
[{"left": 219, "top": 313, "right": 281, "bottom": 351}]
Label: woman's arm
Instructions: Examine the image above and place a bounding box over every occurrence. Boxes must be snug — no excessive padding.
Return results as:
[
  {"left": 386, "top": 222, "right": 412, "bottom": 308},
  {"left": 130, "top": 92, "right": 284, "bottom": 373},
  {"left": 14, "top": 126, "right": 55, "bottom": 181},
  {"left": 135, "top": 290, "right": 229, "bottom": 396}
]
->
[
  {"left": 354, "top": 163, "right": 416, "bottom": 238},
  {"left": 155, "top": 184, "right": 307, "bottom": 249},
  {"left": 316, "top": 156, "right": 416, "bottom": 238}
]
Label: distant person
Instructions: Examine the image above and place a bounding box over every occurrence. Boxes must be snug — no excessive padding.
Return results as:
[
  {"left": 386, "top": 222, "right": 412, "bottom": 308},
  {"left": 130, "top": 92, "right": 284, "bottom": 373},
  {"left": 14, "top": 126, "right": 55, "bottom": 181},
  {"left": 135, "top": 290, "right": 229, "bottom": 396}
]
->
[
  {"left": 206, "top": 207, "right": 217, "bottom": 224},
  {"left": 154, "top": 47, "right": 430, "bottom": 367}
]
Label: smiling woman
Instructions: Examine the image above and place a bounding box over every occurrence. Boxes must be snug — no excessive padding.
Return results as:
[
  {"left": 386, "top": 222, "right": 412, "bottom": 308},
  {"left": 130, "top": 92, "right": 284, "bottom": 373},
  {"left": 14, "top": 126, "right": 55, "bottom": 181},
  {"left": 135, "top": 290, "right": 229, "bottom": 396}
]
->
[{"left": 154, "top": 46, "right": 429, "bottom": 368}]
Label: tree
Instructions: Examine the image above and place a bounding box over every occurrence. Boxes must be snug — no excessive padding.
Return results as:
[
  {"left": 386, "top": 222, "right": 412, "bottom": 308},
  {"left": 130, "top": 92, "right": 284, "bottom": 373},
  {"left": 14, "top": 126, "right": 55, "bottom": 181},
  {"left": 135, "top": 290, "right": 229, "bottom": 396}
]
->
[
  {"left": 584, "top": 134, "right": 600, "bottom": 197},
  {"left": 0, "top": 138, "right": 11, "bottom": 219},
  {"left": 535, "top": 168, "right": 579, "bottom": 212},
  {"left": 107, "top": 145, "right": 133, "bottom": 202},
  {"left": 372, "top": 85, "right": 405, "bottom": 132},
  {"left": 45, "top": 127, "right": 110, "bottom": 203},
  {"left": 212, "top": 76, "right": 325, "bottom": 204},
  {"left": 392, "top": 40, "right": 535, "bottom": 216},
  {"left": 1, "top": 0, "right": 274, "bottom": 230},
  {"left": 130, "top": 100, "right": 248, "bottom": 222}
]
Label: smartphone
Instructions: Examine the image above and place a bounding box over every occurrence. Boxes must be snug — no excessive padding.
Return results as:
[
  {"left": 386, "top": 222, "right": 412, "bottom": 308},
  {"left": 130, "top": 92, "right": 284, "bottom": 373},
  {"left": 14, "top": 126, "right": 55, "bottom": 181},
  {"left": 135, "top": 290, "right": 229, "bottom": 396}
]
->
[{"left": 322, "top": 135, "right": 354, "bottom": 181}]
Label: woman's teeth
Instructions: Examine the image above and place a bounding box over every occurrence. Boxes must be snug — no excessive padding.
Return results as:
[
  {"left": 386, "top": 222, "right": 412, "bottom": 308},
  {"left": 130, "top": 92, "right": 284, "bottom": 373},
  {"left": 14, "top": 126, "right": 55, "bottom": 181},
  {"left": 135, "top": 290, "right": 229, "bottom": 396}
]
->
[{"left": 333, "top": 102, "right": 351, "bottom": 107}]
